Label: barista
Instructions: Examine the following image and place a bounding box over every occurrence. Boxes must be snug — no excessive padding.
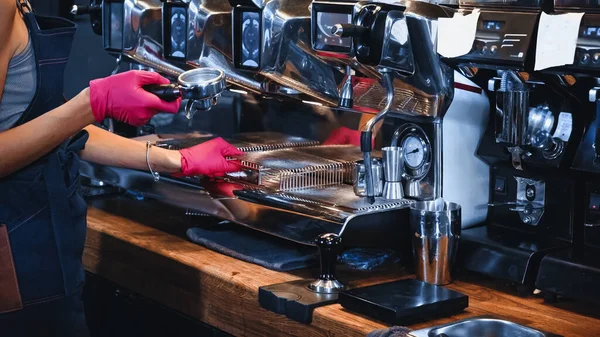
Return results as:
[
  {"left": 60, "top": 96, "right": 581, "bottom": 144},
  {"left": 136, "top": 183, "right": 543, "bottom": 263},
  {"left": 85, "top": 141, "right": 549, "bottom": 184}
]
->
[{"left": 0, "top": 1, "right": 241, "bottom": 335}]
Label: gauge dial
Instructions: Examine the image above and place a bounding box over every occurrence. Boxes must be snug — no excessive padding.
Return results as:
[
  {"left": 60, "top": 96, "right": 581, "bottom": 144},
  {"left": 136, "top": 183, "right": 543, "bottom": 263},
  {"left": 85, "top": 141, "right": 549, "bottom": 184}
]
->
[{"left": 402, "top": 135, "right": 425, "bottom": 169}]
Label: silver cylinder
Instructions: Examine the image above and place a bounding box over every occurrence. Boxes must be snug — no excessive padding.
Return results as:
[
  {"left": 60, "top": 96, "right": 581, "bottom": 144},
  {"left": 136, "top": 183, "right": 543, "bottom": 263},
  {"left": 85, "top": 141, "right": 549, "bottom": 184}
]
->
[
  {"left": 383, "top": 181, "right": 404, "bottom": 200},
  {"left": 409, "top": 200, "right": 461, "bottom": 285},
  {"left": 382, "top": 146, "right": 403, "bottom": 199},
  {"left": 495, "top": 90, "right": 530, "bottom": 146},
  {"left": 354, "top": 159, "right": 383, "bottom": 197},
  {"left": 382, "top": 146, "right": 402, "bottom": 182}
]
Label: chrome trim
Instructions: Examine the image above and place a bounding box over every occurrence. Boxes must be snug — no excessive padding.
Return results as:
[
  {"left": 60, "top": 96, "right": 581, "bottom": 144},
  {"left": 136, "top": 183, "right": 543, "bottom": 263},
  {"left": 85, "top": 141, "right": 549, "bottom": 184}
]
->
[
  {"left": 122, "top": 0, "right": 185, "bottom": 77},
  {"left": 258, "top": 0, "right": 342, "bottom": 106},
  {"left": 186, "top": 0, "right": 263, "bottom": 93}
]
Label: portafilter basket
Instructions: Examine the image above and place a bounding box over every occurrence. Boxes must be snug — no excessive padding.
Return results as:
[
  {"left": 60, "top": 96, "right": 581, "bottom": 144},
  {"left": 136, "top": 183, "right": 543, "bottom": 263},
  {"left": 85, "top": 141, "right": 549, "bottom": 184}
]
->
[{"left": 143, "top": 68, "right": 226, "bottom": 119}]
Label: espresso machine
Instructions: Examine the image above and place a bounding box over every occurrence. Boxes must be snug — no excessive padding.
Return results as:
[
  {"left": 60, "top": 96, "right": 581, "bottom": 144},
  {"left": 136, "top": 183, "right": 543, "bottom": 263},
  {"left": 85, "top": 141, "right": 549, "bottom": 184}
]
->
[
  {"left": 78, "top": 0, "right": 417, "bottom": 256},
  {"left": 533, "top": 1, "right": 600, "bottom": 305},
  {"left": 311, "top": 1, "right": 490, "bottom": 226},
  {"left": 441, "top": 0, "right": 587, "bottom": 295},
  {"left": 77, "top": 0, "right": 490, "bottom": 260}
]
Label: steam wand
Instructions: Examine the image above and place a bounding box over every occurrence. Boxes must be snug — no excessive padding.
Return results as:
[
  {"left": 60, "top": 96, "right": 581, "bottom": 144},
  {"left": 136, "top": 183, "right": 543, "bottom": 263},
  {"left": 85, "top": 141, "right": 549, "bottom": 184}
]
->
[{"left": 362, "top": 69, "right": 395, "bottom": 204}]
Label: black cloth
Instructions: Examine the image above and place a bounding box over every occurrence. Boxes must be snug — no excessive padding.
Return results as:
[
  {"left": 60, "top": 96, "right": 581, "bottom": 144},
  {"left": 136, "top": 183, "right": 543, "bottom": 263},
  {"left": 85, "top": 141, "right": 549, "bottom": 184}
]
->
[{"left": 186, "top": 223, "right": 318, "bottom": 271}]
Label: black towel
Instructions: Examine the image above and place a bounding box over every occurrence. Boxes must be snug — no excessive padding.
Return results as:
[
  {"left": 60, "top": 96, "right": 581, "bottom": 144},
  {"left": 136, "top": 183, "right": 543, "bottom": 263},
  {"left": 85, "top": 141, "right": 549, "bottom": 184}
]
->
[
  {"left": 186, "top": 223, "right": 319, "bottom": 272},
  {"left": 366, "top": 326, "right": 411, "bottom": 337}
]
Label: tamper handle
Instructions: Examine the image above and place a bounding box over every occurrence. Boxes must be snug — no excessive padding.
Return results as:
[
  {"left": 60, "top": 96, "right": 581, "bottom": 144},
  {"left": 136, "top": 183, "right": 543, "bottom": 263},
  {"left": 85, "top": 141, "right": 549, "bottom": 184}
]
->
[{"left": 315, "top": 233, "right": 341, "bottom": 281}]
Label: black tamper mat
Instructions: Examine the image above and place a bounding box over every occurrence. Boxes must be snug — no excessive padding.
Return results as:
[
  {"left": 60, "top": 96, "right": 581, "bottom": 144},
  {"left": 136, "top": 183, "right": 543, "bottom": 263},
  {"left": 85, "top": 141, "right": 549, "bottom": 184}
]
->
[
  {"left": 339, "top": 279, "right": 468, "bottom": 325},
  {"left": 259, "top": 279, "right": 338, "bottom": 324},
  {"left": 259, "top": 233, "right": 344, "bottom": 324}
]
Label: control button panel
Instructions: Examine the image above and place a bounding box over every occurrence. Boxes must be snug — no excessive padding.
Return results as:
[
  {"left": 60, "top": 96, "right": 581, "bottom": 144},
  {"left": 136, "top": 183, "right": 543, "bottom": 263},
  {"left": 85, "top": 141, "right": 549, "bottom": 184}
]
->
[
  {"left": 557, "top": 13, "right": 600, "bottom": 75},
  {"left": 444, "top": 10, "right": 540, "bottom": 69}
]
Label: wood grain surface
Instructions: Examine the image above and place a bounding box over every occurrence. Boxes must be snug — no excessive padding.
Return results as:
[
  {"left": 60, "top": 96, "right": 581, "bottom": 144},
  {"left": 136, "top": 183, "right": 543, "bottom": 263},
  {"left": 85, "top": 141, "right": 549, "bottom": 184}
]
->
[{"left": 83, "top": 197, "right": 600, "bottom": 337}]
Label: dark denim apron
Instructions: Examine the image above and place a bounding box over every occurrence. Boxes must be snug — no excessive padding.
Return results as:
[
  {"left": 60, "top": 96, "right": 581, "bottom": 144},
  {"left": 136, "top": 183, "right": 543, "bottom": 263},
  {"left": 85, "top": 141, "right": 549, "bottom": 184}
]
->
[{"left": 0, "top": 2, "right": 90, "bottom": 336}]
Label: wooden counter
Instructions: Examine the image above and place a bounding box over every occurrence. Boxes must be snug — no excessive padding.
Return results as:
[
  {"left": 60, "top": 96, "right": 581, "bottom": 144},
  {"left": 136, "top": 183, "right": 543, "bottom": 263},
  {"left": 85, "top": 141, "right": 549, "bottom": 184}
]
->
[{"left": 83, "top": 197, "right": 600, "bottom": 337}]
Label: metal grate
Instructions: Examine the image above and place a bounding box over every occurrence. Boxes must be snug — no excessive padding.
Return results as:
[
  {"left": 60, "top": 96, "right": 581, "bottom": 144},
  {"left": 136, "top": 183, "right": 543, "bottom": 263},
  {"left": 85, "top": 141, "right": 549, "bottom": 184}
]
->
[{"left": 353, "top": 80, "right": 433, "bottom": 117}]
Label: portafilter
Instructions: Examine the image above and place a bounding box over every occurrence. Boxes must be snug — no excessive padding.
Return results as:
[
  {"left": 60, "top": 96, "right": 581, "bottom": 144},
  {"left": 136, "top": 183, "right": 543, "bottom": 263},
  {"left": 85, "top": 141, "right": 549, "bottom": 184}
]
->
[{"left": 143, "top": 68, "right": 226, "bottom": 119}]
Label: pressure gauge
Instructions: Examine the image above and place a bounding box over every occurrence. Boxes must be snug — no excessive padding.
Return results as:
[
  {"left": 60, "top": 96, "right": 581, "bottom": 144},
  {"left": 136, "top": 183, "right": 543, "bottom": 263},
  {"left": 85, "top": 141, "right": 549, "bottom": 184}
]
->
[
  {"left": 402, "top": 135, "right": 426, "bottom": 169},
  {"left": 393, "top": 123, "right": 431, "bottom": 181}
]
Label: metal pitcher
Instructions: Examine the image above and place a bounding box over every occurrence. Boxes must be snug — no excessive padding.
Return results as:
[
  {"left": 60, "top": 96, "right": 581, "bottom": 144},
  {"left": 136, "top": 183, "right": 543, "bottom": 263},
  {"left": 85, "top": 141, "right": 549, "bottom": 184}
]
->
[{"left": 409, "top": 199, "right": 461, "bottom": 285}]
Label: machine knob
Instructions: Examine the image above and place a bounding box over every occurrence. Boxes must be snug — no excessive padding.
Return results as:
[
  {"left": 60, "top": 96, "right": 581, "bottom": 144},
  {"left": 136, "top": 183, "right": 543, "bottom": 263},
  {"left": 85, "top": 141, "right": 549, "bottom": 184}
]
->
[
  {"left": 332, "top": 24, "right": 368, "bottom": 38},
  {"left": 594, "top": 53, "right": 600, "bottom": 64},
  {"left": 490, "top": 45, "right": 498, "bottom": 55},
  {"left": 481, "top": 46, "right": 488, "bottom": 55},
  {"left": 71, "top": 4, "right": 88, "bottom": 15},
  {"left": 525, "top": 184, "right": 536, "bottom": 201},
  {"left": 308, "top": 233, "right": 344, "bottom": 294},
  {"left": 581, "top": 53, "right": 591, "bottom": 64},
  {"left": 70, "top": 4, "right": 100, "bottom": 15}
]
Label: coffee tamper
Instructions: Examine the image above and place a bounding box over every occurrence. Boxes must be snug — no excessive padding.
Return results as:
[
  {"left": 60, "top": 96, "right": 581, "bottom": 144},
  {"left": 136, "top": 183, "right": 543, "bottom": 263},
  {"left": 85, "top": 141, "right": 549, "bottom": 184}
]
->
[{"left": 308, "top": 233, "right": 344, "bottom": 294}]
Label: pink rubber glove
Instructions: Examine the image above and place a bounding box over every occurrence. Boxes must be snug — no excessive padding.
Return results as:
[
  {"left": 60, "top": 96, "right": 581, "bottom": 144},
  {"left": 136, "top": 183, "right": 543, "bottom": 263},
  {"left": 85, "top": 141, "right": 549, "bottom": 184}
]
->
[
  {"left": 178, "top": 137, "right": 244, "bottom": 177},
  {"left": 89, "top": 70, "right": 182, "bottom": 126},
  {"left": 323, "top": 126, "right": 363, "bottom": 147}
]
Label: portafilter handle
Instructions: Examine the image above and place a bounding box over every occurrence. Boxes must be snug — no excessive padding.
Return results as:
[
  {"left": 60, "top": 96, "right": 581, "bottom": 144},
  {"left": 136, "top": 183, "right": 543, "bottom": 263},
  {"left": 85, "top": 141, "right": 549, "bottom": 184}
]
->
[
  {"left": 143, "top": 84, "right": 182, "bottom": 102},
  {"left": 308, "top": 233, "right": 344, "bottom": 294}
]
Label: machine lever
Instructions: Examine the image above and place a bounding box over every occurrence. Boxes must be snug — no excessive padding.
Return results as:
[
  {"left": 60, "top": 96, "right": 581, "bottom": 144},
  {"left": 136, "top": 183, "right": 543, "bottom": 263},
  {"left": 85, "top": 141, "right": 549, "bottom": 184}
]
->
[
  {"left": 71, "top": 4, "right": 100, "bottom": 15},
  {"left": 488, "top": 202, "right": 518, "bottom": 207},
  {"left": 595, "top": 99, "right": 600, "bottom": 158},
  {"left": 588, "top": 87, "right": 600, "bottom": 158}
]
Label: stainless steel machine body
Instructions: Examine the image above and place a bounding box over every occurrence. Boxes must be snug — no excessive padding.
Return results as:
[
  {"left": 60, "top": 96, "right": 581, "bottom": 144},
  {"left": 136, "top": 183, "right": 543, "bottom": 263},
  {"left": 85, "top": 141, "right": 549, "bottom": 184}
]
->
[
  {"left": 227, "top": 0, "right": 345, "bottom": 105},
  {"left": 121, "top": 0, "right": 185, "bottom": 76},
  {"left": 317, "top": 1, "right": 490, "bottom": 226},
  {"left": 175, "top": 0, "right": 263, "bottom": 93}
]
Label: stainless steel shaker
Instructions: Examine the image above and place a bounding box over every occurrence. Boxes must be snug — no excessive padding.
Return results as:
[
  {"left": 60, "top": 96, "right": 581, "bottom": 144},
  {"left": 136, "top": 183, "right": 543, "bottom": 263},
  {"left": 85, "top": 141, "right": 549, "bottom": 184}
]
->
[
  {"left": 409, "top": 199, "right": 461, "bottom": 285},
  {"left": 354, "top": 158, "right": 383, "bottom": 197},
  {"left": 382, "top": 146, "right": 403, "bottom": 200}
]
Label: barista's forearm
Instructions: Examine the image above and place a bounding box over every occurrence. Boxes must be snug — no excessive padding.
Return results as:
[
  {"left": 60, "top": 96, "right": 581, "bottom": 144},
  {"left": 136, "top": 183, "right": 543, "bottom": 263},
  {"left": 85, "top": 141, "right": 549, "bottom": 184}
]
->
[
  {"left": 80, "top": 124, "right": 182, "bottom": 173},
  {"left": 0, "top": 88, "right": 95, "bottom": 178}
]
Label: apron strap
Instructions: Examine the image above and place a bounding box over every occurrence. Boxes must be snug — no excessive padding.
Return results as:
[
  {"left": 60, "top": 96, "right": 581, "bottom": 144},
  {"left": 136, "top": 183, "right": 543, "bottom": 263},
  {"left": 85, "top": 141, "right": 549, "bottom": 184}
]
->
[
  {"left": 16, "top": 0, "right": 32, "bottom": 14},
  {"left": 41, "top": 130, "right": 88, "bottom": 295},
  {"left": 43, "top": 153, "right": 75, "bottom": 295}
]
